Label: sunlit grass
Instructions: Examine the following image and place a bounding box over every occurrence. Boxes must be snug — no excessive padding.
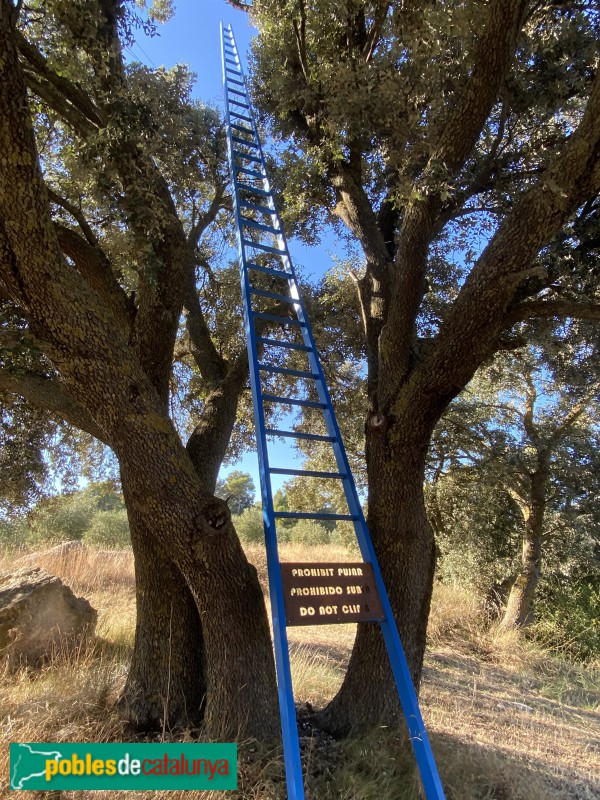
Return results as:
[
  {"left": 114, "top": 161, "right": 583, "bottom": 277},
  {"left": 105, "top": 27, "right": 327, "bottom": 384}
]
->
[{"left": 1, "top": 543, "right": 598, "bottom": 799}]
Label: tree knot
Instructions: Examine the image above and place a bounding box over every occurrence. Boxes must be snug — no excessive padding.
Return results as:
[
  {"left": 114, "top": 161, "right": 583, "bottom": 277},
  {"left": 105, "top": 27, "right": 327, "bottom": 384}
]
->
[{"left": 202, "top": 499, "right": 230, "bottom": 533}]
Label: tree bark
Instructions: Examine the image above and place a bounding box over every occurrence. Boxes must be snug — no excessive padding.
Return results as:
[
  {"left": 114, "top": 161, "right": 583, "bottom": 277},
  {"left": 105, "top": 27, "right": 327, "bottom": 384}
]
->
[
  {"left": 118, "top": 451, "right": 278, "bottom": 740},
  {"left": 119, "top": 479, "right": 207, "bottom": 731},
  {"left": 501, "top": 465, "right": 547, "bottom": 628},
  {"left": 319, "top": 419, "right": 435, "bottom": 735}
]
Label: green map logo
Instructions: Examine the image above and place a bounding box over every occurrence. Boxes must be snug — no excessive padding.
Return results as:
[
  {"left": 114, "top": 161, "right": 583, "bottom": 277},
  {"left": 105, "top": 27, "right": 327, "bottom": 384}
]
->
[{"left": 10, "top": 743, "right": 237, "bottom": 790}]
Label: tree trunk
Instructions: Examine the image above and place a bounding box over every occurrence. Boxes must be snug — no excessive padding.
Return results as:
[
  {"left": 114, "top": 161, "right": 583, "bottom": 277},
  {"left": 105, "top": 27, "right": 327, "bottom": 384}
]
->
[
  {"left": 319, "top": 423, "right": 435, "bottom": 735},
  {"left": 118, "top": 452, "right": 279, "bottom": 741},
  {"left": 501, "top": 468, "right": 546, "bottom": 628},
  {"left": 119, "top": 482, "right": 206, "bottom": 731},
  {"left": 120, "top": 367, "right": 247, "bottom": 731}
]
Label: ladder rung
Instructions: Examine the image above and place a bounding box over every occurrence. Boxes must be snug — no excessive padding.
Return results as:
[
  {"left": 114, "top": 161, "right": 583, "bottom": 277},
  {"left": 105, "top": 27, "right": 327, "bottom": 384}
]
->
[
  {"left": 274, "top": 512, "right": 358, "bottom": 521},
  {"left": 227, "top": 77, "right": 245, "bottom": 87},
  {"left": 229, "top": 88, "right": 248, "bottom": 99},
  {"left": 232, "top": 135, "right": 259, "bottom": 149},
  {"left": 230, "top": 111, "right": 252, "bottom": 123},
  {"left": 225, "top": 57, "right": 239, "bottom": 66},
  {"left": 265, "top": 429, "right": 335, "bottom": 442},
  {"left": 243, "top": 239, "right": 286, "bottom": 255},
  {"left": 239, "top": 199, "right": 273, "bottom": 215},
  {"left": 252, "top": 312, "right": 304, "bottom": 326},
  {"left": 236, "top": 166, "right": 265, "bottom": 179},
  {"left": 231, "top": 122, "right": 253, "bottom": 135},
  {"left": 262, "top": 394, "right": 326, "bottom": 409},
  {"left": 251, "top": 287, "right": 296, "bottom": 304},
  {"left": 230, "top": 99, "right": 250, "bottom": 110},
  {"left": 259, "top": 363, "right": 318, "bottom": 379},
  {"left": 234, "top": 150, "right": 262, "bottom": 164},
  {"left": 246, "top": 263, "right": 292, "bottom": 279},
  {"left": 269, "top": 468, "right": 347, "bottom": 480},
  {"left": 257, "top": 338, "right": 310, "bottom": 352},
  {"left": 242, "top": 217, "right": 280, "bottom": 234},
  {"left": 237, "top": 183, "right": 271, "bottom": 198}
]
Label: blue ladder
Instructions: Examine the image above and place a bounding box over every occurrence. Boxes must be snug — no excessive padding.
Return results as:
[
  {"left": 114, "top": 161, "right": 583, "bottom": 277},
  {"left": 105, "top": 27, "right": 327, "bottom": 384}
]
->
[{"left": 220, "top": 23, "right": 445, "bottom": 800}]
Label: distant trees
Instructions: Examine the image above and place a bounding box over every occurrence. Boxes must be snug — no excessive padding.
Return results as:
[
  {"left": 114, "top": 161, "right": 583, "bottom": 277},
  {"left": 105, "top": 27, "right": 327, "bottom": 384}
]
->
[
  {"left": 0, "top": 481, "right": 131, "bottom": 549},
  {"left": 427, "top": 337, "right": 600, "bottom": 654},
  {"left": 216, "top": 470, "right": 256, "bottom": 515}
]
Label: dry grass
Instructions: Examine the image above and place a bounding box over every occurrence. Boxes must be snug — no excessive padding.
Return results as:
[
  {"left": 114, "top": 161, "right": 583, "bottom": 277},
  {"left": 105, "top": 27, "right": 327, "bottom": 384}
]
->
[{"left": 0, "top": 543, "right": 598, "bottom": 799}]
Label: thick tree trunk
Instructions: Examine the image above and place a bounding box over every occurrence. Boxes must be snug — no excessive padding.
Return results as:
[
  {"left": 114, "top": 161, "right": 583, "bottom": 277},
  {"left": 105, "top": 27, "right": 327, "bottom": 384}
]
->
[
  {"left": 119, "top": 484, "right": 206, "bottom": 731},
  {"left": 118, "top": 452, "right": 279, "bottom": 741},
  {"left": 120, "top": 370, "right": 247, "bottom": 731},
  {"left": 501, "top": 469, "right": 546, "bottom": 628},
  {"left": 319, "top": 424, "right": 435, "bottom": 735}
]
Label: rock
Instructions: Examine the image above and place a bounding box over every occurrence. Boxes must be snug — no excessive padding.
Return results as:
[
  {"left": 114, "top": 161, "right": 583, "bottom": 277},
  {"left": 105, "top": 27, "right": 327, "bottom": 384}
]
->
[
  {"left": 0, "top": 567, "right": 97, "bottom": 666},
  {"left": 15, "top": 541, "right": 134, "bottom": 587},
  {"left": 15, "top": 540, "right": 87, "bottom": 571}
]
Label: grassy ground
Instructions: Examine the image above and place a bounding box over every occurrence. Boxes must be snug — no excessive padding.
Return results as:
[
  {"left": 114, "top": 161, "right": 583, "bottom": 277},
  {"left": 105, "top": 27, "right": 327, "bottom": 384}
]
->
[{"left": 0, "top": 542, "right": 598, "bottom": 799}]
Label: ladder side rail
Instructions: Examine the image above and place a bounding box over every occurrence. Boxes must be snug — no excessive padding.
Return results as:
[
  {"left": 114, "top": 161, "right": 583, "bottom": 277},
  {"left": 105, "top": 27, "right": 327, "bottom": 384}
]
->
[
  {"left": 286, "top": 276, "right": 447, "bottom": 797},
  {"left": 222, "top": 22, "right": 446, "bottom": 800},
  {"left": 223, "top": 30, "right": 307, "bottom": 325},
  {"left": 221, "top": 23, "right": 305, "bottom": 800}
]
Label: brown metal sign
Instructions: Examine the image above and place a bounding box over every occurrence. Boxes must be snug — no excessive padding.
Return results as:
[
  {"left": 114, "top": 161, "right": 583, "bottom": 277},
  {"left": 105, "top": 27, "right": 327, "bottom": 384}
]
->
[{"left": 280, "top": 562, "right": 384, "bottom": 626}]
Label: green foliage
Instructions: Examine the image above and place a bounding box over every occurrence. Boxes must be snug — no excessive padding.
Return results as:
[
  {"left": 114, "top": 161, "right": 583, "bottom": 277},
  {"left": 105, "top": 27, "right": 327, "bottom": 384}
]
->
[
  {"left": 289, "top": 518, "right": 330, "bottom": 546},
  {"left": 0, "top": 517, "right": 30, "bottom": 549},
  {"left": 0, "top": 482, "right": 129, "bottom": 549},
  {"left": 534, "top": 579, "right": 600, "bottom": 662},
  {"left": 233, "top": 505, "right": 265, "bottom": 544},
  {"left": 216, "top": 470, "right": 256, "bottom": 515},
  {"left": 83, "top": 509, "right": 131, "bottom": 549},
  {"left": 27, "top": 491, "right": 99, "bottom": 545}
]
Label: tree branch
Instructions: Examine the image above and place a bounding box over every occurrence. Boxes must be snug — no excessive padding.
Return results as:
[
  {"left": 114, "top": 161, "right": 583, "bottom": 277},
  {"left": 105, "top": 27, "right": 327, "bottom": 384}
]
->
[
  {"left": 363, "top": 2, "right": 390, "bottom": 63},
  {"left": 0, "top": 370, "right": 109, "bottom": 445},
  {"left": 378, "top": 1, "right": 528, "bottom": 408},
  {"left": 398, "top": 66, "right": 600, "bottom": 426},
  {"left": 507, "top": 299, "right": 600, "bottom": 324},
  {"left": 183, "top": 263, "right": 228, "bottom": 384},
  {"left": 47, "top": 187, "right": 100, "bottom": 248},
  {"left": 16, "top": 31, "right": 105, "bottom": 128},
  {"left": 187, "top": 182, "right": 226, "bottom": 249},
  {"left": 54, "top": 223, "right": 134, "bottom": 334},
  {"left": 21, "top": 69, "right": 97, "bottom": 138},
  {"left": 225, "top": 1, "right": 252, "bottom": 11}
]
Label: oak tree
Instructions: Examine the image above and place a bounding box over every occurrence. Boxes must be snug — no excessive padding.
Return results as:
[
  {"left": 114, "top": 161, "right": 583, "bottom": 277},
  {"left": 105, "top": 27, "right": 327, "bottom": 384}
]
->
[
  {"left": 230, "top": 0, "right": 600, "bottom": 733},
  {"left": 0, "top": 0, "right": 279, "bottom": 738}
]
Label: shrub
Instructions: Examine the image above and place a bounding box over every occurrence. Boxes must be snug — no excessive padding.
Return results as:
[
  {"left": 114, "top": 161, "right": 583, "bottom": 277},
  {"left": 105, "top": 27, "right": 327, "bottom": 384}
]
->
[
  {"left": 27, "top": 492, "right": 98, "bottom": 545},
  {"left": 83, "top": 510, "right": 131, "bottom": 549},
  {"left": 0, "top": 517, "right": 29, "bottom": 549},
  {"left": 234, "top": 506, "right": 265, "bottom": 544},
  {"left": 533, "top": 578, "right": 600, "bottom": 662},
  {"left": 289, "top": 519, "right": 330, "bottom": 546}
]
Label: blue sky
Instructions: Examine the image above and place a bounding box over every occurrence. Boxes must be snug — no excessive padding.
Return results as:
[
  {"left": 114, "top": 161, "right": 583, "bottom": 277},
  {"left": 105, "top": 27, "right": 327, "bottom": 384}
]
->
[{"left": 132, "top": 1, "right": 345, "bottom": 495}]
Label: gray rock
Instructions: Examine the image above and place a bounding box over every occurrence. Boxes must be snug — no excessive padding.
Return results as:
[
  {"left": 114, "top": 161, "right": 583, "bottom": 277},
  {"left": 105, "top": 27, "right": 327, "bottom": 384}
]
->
[{"left": 0, "top": 567, "right": 97, "bottom": 666}]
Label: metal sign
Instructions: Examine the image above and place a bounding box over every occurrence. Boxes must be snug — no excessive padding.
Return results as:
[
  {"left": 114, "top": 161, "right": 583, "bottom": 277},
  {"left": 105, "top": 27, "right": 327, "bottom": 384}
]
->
[{"left": 281, "top": 562, "right": 384, "bottom": 625}]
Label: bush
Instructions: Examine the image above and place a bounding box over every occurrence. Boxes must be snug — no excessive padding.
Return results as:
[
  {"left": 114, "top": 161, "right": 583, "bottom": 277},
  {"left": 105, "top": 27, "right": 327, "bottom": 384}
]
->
[
  {"left": 289, "top": 519, "right": 330, "bottom": 546},
  {"left": 0, "top": 517, "right": 30, "bottom": 549},
  {"left": 83, "top": 510, "right": 131, "bottom": 549},
  {"left": 533, "top": 578, "right": 600, "bottom": 662},
  {"left": 234, "top": 506, "right": 265, "bottom": 544},
  {"left": 329, "top": 521, "right": 360, "bottom": 553},
  {"left": 27, "top": 492, "right": 98, "bottom": 545}
]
